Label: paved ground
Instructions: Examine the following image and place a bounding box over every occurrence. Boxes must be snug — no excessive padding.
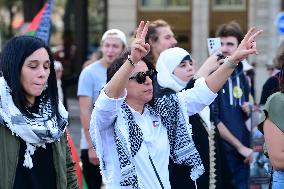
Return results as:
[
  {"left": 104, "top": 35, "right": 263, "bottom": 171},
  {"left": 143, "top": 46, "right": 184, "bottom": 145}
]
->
[{"left": 66, "top": 98, "right": 81, "bottom": 156}]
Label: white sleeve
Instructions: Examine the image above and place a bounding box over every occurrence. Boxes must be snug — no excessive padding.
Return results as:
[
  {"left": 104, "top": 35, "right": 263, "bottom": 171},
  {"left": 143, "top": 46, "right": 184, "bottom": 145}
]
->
[
  {"left": 90, "top": 87, "right": 127, "bottom": 132},
  {"left": 89, "top": 88, "right": 126, "bottom": 182},
  {"left": 89, "top": 87, "right": 126, "bottom": 150},
  {"left": 178, "top": 77, "right": 217, "bottom": 116}
]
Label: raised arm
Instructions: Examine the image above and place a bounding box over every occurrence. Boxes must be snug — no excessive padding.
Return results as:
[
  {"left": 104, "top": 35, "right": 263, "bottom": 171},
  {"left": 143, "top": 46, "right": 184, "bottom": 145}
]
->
[
  {"left": 194, "top": 53, "right": 222, "bottom": 79},
  {"left": 105, "top": 21, "right": 150, "bottom": 98},
  {"left": 205, "top": 27, "right": 262, "bottom": 93}
]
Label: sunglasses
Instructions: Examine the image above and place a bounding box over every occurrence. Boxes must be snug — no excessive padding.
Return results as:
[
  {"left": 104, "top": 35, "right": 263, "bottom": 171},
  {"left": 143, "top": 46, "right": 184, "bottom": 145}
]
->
[{"left": 129, "top": 70, "right": 155, "bottom": 84}]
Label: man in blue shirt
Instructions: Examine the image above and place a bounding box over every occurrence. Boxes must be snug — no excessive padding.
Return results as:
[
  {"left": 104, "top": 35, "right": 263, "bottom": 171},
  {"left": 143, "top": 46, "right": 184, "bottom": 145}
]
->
[{"left": 211, "top": 21, "right": 253, "bottom": 189}]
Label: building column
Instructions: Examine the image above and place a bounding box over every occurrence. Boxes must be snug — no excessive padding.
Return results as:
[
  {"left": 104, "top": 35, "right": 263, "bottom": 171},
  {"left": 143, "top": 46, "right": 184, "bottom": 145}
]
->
[
  {"left": 249, "top": 0, "right": 281, "bottom": 101},
  {"left": 107, "top": 0, "right": 136, "bottom": 46},
  {"left": 191, "top": 0, "right": 209, "bottom": 66}
]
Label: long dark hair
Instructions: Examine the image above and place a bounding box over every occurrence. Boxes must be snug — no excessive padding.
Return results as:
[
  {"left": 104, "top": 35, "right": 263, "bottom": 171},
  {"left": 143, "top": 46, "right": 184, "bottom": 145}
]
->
[{"left": 0, "top": 36, "right": 59, "bottom": 117}]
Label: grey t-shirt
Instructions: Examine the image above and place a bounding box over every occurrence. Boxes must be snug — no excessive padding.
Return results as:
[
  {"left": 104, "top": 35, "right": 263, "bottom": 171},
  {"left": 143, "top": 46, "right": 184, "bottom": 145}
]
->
[{"left": 77, "top": 60, "right": 107, "bottom": 149}]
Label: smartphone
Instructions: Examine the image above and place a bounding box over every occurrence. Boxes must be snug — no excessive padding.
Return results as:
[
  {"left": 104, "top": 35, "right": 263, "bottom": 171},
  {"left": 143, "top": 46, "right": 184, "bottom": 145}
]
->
[{"left": 207, "top": 37, "right": 221, "bottom": 55}]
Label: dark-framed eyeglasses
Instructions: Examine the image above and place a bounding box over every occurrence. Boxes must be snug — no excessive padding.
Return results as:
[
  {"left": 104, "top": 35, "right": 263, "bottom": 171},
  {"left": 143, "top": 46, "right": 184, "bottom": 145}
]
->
[{"left": 129, "top": 70, "right": 155, "bottom": 84}]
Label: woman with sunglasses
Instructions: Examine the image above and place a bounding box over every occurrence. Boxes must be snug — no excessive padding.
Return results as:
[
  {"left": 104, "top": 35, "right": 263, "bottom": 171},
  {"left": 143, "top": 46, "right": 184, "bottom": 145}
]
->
[{"left": 89, "top": 21, "right": 262, "bottom": 188}]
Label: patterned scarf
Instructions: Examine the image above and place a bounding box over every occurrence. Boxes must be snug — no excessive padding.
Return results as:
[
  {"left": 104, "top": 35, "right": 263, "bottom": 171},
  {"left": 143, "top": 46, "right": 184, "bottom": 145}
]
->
[
  {"left": 115, "top": 94, "right": 204, "bottom": 188},
  {"left": 0, "top": 77, "right": 68, "bottom": 169}
]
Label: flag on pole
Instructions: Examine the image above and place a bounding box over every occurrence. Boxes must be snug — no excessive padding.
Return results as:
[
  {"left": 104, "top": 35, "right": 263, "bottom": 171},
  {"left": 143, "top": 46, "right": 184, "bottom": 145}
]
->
[{"left": 25, "top": 0, "right": 53, "bottom": 44}]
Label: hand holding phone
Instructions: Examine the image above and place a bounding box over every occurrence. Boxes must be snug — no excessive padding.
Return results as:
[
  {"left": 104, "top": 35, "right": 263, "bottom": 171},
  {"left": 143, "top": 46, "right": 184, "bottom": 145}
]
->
[
  {"left": 217, "top": 54, "right": 225, "bottom": 61},
  {"left": 207, "top": 37, "right": 221, "bottom": 55}
]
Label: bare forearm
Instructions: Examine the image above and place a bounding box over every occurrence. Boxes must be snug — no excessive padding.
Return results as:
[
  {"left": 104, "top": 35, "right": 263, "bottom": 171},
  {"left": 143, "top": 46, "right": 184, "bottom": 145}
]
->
[
  {"left": 218, "top": 121, "right": 252, "bottom": 158},
  {"left": 195, "top": 55, "right": 221, "bottom": 78},
  {"left": 80, "top": 113, "right": 93, "bottom": 148},
  {"left": 79, "top": 96, "right": 94, "bottom": 148},
  {"left": 217, "top": 122, "right": 242, "bottom": 149},
  {"left": 205, "top": 57, "right": 236, "bottom": 93},
  {"left": 195, "top": 66, "right": 212, "bottom": 78},
  {"left": 105, "top": 60, "right": 135, "bottom": 99}
]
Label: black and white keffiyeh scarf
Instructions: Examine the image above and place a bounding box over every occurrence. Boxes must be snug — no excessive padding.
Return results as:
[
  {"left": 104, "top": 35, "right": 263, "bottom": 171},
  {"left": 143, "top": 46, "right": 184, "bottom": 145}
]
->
[
  {"left": 115, "top": 94, "right": 204, "bottom": 188},
  {"left": 0, "top": 77, "right": 68, "bottom": 169}
]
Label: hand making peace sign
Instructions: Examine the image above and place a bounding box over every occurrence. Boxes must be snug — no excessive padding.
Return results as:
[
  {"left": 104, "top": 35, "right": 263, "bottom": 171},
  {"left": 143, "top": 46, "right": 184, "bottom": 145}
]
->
[
  {"left": 230, "top": 27, "right": 263, "bottom": 63},
  {"left": 130, "top": 21, "right": 151, "bottom": 64}
]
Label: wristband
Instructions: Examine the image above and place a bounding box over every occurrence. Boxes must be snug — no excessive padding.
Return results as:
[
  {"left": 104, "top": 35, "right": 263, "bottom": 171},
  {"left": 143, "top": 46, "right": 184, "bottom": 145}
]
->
[
  {"left": 224, "top": 56, "right": 238, "bottom": 69},
  {"left": 127, "top": 55, "right": 135, "bottom": 67}
]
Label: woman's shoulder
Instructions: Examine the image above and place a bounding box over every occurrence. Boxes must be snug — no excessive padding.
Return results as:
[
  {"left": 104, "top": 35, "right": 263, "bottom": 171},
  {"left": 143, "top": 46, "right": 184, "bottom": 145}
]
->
[
  {"left": 264, "top": 92, "right": 284, "bottom": 132},
  {"left": 265, "top": 92, "right": 284, "bottom": 109},
  {"left": 258, "top": 92, "right": 284, "bottom": 133}
]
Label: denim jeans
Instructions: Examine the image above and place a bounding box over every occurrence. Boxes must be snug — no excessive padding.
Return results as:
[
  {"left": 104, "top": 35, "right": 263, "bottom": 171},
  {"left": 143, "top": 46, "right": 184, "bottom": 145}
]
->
[
  {"left": 231, "top": 167, "right": 249, "bottom": 189},
  {"left": 272, "top": 170, "right": 284, "bottom": 189}
]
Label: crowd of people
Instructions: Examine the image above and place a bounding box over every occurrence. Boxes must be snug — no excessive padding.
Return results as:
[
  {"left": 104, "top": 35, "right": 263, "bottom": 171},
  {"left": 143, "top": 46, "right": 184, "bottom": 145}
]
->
[{"left": 2, "top": 17, "right": 284, "bottom": 189}]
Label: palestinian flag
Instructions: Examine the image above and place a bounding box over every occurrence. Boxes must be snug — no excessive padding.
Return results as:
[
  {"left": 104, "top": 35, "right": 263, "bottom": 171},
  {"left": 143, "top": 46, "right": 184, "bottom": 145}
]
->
[
  {"left": 25, "top": 0, "right": 53, "bottom": 44},
  {"left": 66, "top": 129, "right": 84, "bottom": 189}
]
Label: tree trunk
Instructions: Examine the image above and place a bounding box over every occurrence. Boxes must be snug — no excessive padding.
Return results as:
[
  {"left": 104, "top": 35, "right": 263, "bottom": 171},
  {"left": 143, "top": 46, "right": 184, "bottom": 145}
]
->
[
  {"left": 73, "top": 0, "right": 88, "bottom": 72},
  {"left": 22, "top": 0, "right": 45, "bottom": 22},
  {"left": 8, "top": 4, "right": 13, "bottom": 38}
]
